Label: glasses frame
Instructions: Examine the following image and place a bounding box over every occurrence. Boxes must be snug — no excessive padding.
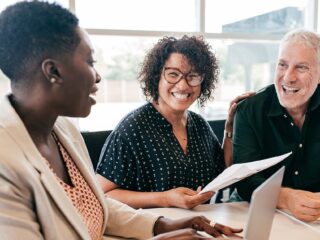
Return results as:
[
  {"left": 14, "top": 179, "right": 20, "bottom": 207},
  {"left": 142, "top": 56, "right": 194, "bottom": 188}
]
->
[{"left": 163, "top": 67, "right": 203, "bottom": 87}]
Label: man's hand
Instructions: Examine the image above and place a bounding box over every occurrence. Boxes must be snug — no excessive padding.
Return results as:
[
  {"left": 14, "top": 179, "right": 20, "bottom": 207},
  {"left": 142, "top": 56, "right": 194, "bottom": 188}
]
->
[
  {"left": 278, "top": 188, "right": 320, "bottom": 222},
  {"left": 163, "top": 187, "right": 214, "bottom": 209}
]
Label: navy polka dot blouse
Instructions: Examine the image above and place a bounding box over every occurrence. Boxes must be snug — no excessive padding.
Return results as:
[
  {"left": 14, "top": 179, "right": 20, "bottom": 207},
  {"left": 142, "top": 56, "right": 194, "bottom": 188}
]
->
[{"left": 96, "top": 103, "right": 225, "bottom": 192}]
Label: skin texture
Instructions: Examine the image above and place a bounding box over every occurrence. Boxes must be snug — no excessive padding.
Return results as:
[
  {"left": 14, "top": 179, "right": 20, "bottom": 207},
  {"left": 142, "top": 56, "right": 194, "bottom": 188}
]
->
[{"left": 275, "top": 40, "right": 320, "bottom": 222}]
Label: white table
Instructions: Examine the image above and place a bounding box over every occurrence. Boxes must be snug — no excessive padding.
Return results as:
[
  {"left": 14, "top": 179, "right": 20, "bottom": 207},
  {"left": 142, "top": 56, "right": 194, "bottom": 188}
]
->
[{"left": 105, "top": 202, "right": 320, "bottom": 239}]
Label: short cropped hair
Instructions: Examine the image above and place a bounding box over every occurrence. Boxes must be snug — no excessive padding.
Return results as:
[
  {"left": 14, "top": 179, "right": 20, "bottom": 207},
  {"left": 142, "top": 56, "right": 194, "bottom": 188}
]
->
[
  {"left": 280, "top": 29, "right": 320, "bottom": 63},
  {"left": 139, "top": 35, "right": 219, "bottom": 106},
  {"left": 0, "top": 1, "right": 79, "bottom": 81}
]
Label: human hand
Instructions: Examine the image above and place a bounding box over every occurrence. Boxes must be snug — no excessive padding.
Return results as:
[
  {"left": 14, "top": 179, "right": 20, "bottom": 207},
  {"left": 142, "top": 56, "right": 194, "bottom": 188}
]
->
[
  {"left": 152, "top": 228, "right": 212, "bottom": 240},
  {"left": 225, "top": 92, "right": 255, "bottom": 132},
  {"left": 163, "top": 187, "right": 214, "bottom": 209},
  {"left": 153, "top": 216, "right": 243, "bottom": 239},
  {"left": 279, "top": 188, "right": 320, "bottom": 222}
]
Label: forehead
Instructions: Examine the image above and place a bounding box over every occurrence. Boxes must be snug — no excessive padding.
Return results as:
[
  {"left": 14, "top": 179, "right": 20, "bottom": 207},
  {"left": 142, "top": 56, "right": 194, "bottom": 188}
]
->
[
  {"left": 165, "top": 53, "right": 191, "bottom": 70},
  {"left": 74, "top": 27, "right": 94, "bottom": 56},
  {"left": 278, "top": 41, "right": 317, "bottom": 64}
]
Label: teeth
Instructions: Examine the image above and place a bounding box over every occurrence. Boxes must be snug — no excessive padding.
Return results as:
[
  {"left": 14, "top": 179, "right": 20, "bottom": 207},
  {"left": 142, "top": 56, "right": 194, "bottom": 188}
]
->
[
  {"left": 89, "top": 92, "right": 97, "bottom": 100},
  {"left": 172, "top": 92, "right": 190, "bottom": 99},
  {"left": 283, "top": 85, "right": 299, "bottom": 93}
]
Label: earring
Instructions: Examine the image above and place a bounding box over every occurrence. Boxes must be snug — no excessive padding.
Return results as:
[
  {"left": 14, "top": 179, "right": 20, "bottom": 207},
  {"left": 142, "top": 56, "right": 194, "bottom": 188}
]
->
[{"left": 50, "top": 78, "right": 56, "bottom": 83}]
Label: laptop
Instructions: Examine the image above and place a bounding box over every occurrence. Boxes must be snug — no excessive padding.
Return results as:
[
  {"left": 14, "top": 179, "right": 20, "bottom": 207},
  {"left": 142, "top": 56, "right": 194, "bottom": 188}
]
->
[{"left": 244, "top": 166, "right": 285, "bottom": 240}]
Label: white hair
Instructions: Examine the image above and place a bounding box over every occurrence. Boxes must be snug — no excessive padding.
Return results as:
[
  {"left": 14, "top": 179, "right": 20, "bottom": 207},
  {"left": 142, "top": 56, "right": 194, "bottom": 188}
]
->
[{"left": 280, "top": 29, "right": 320, "bottom": 63}]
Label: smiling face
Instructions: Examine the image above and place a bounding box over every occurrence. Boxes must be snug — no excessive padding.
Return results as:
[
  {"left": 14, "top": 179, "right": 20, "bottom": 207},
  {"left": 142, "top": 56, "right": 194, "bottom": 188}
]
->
[
  {"left": 156, "top": 53, "right": 201, "bottom": 115},
  {"left": 57, "top": 27, "right": 100, "bottom": 117},
  {"left": 275, "top": 41, "right": 320, "bottom": 114}
]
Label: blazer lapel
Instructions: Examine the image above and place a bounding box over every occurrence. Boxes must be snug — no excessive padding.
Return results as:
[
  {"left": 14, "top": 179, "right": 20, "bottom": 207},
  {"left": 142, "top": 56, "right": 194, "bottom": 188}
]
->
[
  {"left": 0, "top": 96, "right": 91, "bottom": 239},
  {"left": 54, "top": 121, "right": 108, "bottom": 231}
]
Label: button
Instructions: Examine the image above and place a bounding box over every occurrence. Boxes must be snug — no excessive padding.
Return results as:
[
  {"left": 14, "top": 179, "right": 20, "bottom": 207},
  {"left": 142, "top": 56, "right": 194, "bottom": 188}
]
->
[
  {"left": 299, "top": 143, "right": 303, "bottom": 148},
  {"left": 290, "top": 122, "right": 294, "bottom": 126},
  {"left": 294, "top": 171, "right": 299, "bottom": 175},
  {"left": 283, "top": 114, "right": 287, "bottom": 118}
]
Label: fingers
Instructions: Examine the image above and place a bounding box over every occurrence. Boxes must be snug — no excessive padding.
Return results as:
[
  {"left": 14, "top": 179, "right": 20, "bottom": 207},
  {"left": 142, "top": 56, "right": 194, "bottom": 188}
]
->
[
  {"left": 285, "top": 189, "right": 320, "bottom": 222},
  {"left": 187, "top": 216, "right": 243, "bottom": 238},
  {"left": 188, "top": 192, "right": 214, "bottom": 208},
  {"left": 230, "top": 91, "right": 255, "bottom": 106}
]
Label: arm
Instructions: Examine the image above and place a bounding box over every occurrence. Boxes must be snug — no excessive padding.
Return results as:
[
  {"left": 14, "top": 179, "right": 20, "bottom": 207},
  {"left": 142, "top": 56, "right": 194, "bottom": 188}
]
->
[
  {"left": 0, "top": 171, "right": 44, "bottom": 240},
  {"left": 96, "top": 174, "right": 213, "bottom": 209},
  {"left": 223, "top": 92, "right": 255, "bottom": 167}
]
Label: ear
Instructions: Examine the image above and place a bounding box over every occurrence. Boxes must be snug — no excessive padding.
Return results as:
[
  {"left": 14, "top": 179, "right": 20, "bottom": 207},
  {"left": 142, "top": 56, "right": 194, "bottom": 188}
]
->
[{"left": 41, "top": 59, "right": 63, "bottom": 84}]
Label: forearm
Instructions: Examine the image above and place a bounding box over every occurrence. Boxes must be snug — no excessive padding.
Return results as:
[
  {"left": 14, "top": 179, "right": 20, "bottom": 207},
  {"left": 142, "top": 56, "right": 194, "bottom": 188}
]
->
[
  {"left": 106, "top": 189, "right": 169, "bottom": 208},
  {"left": 222, "top": 135, "right": 232, "bottom": 167},
  {"left": 223, "top": 117, "right": 233, "bottom": 167}
]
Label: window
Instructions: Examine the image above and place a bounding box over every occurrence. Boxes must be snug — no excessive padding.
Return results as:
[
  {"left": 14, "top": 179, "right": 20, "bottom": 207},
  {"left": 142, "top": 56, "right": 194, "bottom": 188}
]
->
[{"left": 0, "top": 0, "right": 318, "bottom": 131}]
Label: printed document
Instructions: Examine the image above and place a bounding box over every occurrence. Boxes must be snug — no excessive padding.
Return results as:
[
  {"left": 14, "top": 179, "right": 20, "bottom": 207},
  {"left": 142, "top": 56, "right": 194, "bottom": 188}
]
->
[{"left": 199, "top": 152, "right": 292, "bottom": 194}]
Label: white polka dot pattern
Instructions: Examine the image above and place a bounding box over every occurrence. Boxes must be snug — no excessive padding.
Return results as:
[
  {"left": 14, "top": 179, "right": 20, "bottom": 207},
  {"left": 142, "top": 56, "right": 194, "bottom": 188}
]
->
[{"left": 97, "top": 103, "right": 224, "bottom": 192}]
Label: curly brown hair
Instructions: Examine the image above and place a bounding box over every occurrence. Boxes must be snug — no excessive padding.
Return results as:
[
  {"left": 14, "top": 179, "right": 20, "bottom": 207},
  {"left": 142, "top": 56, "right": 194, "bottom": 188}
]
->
[{"left": 139, "top": 35, "right": 219, "bottom": 106}]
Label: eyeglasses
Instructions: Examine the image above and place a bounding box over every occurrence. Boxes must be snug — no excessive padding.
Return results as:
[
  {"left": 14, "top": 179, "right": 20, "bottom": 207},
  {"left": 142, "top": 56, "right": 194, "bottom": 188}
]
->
[{"left": 163, "top": 67, "right": 203, "bottom": 87}]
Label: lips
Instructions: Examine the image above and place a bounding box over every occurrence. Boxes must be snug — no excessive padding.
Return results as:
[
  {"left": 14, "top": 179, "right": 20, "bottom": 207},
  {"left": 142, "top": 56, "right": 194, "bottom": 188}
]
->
[{"left": 89, "top": 86, "right": 98, "bottom": 103}]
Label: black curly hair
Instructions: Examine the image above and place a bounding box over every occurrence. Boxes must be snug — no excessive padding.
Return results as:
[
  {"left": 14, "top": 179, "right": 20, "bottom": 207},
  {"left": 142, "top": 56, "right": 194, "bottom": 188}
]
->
[
  {"left": 139, "top": 35, "right": 219, "bottom": 107},
  {"left": 0, "top": 1, "right": 79, "bottom": 82}
]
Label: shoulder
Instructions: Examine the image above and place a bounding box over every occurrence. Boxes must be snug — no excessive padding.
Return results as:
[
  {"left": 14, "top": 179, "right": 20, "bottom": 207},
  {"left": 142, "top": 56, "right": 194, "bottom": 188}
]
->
[
  {"left": 114, "top": 103, "right": 157, "bottom": 133},
  {"left": 188, "top": 110, "right": 211, "bottom": 128},
  {"left": 188, "top": 110, "right": 213, "bottom": 135},
  {"left": 237, "top": 84, "right": 276, "bottom": 113}
]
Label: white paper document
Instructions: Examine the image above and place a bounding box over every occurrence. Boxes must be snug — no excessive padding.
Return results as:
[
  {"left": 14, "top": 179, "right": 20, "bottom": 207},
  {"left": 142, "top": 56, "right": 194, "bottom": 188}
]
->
[{"left": 199, "top": 152, "right": 292, "bottom": 194}]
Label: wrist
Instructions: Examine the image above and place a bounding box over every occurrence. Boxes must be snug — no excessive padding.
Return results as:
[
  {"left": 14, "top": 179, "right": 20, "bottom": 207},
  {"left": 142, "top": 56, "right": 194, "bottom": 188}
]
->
[
  {"left": 278, "top": 187, "right": 292, "bottom": 209},
  {"left": 224, "top": 129, "right": 233, "bottom": 139}
]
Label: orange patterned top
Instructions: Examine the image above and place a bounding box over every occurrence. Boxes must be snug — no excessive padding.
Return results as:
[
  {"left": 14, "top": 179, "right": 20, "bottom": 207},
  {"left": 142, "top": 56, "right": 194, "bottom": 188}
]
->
[{"left": 49, "top": 132, "right": 104, "bottom": 240}]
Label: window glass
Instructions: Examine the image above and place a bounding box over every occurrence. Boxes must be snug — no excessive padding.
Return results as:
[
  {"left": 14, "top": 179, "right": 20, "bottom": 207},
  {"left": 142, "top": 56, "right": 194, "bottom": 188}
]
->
[
  {"left": 79, "top": 36, "right": 157, "bottom": 131},
  {"left": 203, "top": 39, "right": 279, "bottom": 120},
  {"left": 206, "top": 0, "right": 310, "bottom": 34},
  {"left": 79, "top": 36, "right": 280, "bottom": 131},
  {"left": 0, "top": 0, "right": 69, "bottom": 12},
  {"left": 76, "top": 0, "right": 197, "bottom": 31}
]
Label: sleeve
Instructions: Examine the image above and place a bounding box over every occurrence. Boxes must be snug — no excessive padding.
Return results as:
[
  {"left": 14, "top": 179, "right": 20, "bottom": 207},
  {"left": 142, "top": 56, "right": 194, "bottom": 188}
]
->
[
  {"left": 0, "top": 167, "right": 44, "bottom": 240},
  {"left": 233, "top": 106, "right": 267, "bottom": 201},
  {"left": 103, "top": 197, "right": 161, "bottom": 239},
  {"left": 96, "top": 130, "right": 137, "bottom": 190}
]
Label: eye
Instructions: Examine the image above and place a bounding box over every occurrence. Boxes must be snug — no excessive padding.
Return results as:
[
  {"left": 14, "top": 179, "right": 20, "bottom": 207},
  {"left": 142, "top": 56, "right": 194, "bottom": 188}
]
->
[
  {"left": 167, "top": 71, "right": 179, "bottom": 77},
  {"left": 188, "top": 73, "right": 200, "bottom": 78},
  {"left": 88, "top": 59, "right": 97, "bottom": 67},
  {"left": 277, "top": 62, "right": 287, "bottom": 69},
  {"left": 296, "top": 64, "right": 309, "bottom": 72}
]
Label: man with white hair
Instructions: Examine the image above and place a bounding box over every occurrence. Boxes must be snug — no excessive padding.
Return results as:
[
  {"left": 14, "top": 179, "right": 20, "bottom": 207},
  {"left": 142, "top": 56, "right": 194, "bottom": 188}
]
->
[{"left": 233, "top": 29, "right": 320, "bottom": 222}]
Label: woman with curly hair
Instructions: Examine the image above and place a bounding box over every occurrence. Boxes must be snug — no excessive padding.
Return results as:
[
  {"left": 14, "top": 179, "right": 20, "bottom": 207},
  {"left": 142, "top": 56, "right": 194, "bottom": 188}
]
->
[{"left": 96, "top": 36, "right": 252, "bottom": 209}]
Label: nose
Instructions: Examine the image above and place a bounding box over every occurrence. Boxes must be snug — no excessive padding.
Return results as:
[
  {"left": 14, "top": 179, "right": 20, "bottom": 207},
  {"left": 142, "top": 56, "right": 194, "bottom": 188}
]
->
[
  {"left": 283, "top": 67, "right": 296, "bottom": 83},
  {"left": 175, "top": 76, "right": 190, "bottom": 89}
]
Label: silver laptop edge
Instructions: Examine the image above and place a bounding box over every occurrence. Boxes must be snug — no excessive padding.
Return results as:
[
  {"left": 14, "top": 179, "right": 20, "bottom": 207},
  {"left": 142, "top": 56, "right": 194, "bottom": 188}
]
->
[{"left": 244, "top": 166, "right": 285, "bottom": 240}]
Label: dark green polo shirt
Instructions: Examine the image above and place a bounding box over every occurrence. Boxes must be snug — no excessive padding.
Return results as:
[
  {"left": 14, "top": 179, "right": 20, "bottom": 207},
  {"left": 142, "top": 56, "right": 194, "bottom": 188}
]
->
[{"left": 233, "top": 84, "right": 320, "bottom": 201}]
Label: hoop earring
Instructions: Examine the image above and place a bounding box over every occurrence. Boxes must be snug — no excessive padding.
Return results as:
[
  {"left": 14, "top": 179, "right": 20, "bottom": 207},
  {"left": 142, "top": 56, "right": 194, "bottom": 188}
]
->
[{"left": 50, "top": 78, "right": 56, "bottom": 83}]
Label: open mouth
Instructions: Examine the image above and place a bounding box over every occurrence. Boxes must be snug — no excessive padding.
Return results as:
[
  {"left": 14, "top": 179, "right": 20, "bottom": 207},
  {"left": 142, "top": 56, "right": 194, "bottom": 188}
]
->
[
  {"left": 282, "top": 85, "right": 299, "bottom": 94},
  {"left": 172, "top": 92, "right": 191, "bottom": 99}
]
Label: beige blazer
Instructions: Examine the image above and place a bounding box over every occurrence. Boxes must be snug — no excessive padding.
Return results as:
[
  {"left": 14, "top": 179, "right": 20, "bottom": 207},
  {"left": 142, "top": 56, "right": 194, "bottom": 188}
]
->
[{"left": 0, "top": 95, "right": 159, "bottom": 240}]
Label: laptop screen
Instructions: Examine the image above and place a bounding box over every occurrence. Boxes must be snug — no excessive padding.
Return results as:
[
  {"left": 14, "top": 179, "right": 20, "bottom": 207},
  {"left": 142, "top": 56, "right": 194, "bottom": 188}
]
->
[{"left": 244, "top": 166, "right": 285, "bottom": 240}]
